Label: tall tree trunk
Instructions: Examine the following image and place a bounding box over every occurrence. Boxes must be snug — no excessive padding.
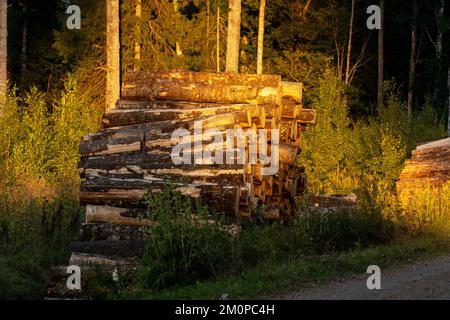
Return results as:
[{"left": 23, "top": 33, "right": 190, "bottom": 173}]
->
[
  {"left": 345, "top": 0, "right": 354, "bottom": 85},
  {"left": 407, "top": 0, "right": 418, "bottom": 118},
  {"left": 206, "top": 0, "right": 210, "bottom": 67},
  {"left": 225, "top": 0, "right": 241, "bottom": 73},
  {"left": 216, "top": 3, "right": 221, "bottom": 72},
  {"left": 0, "top": 0, "right": 7, "bottom": 107},
  {"left": 256, "top": 0, "right": 266, "bottom": 75},
  {"left": 106, "top": 0, "right": 121, "bottom": 112},
  {"left": 447, "top": 66, "right": 450, "bottom": 137},
  {"left": 377, "top": 0, "right": 385, "bottom": 112},
  {"left": 134, "top": 0, "right": 141, "bottom": 71},
  {"left": 433, "top": 0, "right": 444, "bottom": 116},
  {"left": 20, "top": 0, "right": 28, "bottom": 84}
]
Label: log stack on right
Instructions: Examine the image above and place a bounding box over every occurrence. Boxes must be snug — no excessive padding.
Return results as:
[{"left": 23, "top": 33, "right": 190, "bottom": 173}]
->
[{"left": 397, "top": 138, "right": 450, "bottom": 195}]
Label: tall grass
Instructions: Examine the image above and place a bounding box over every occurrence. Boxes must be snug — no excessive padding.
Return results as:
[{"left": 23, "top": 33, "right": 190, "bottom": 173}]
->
[{"left": 0, "top": 78, "right": 101, "bottom": 299}]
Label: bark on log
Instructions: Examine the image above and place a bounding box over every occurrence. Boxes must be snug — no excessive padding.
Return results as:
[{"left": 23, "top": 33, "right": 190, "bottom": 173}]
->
[
  {"left": 69, "top": 252, "right": 139, "bottom": 267},
  {"left": 102, "top": 108, "right": 254, "bottom": 128},
  {"left": 85, "top": 205, "right": 151, "bottom": 227},
  {"left": 79, "top": 153, "right": 243, "bottom": 174},
  {"left": 81, "top": 183, "right": 241, "bottom": 216},
  {"left": 122, "top": 71, "right": 281, "bottom": 104},
  {"left": 80, "top": 223, "right": 146, "bottom": 241},
  {"left": 69, "top": 240, "right": 145, "bottom": 258}
]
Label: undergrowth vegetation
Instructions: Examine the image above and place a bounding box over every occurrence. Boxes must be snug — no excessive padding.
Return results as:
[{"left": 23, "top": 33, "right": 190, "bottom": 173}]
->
[
  {"left": 0, "top": 78, "right": 101, "bottom": 299},
  {"left": 0, "top": 70, "right": 448, "bottom": 299}
]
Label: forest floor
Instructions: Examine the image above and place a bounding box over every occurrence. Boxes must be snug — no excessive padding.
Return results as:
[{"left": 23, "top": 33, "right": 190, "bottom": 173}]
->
[{"left": 270, "top": 253, "right": 450, "bottom": 300}]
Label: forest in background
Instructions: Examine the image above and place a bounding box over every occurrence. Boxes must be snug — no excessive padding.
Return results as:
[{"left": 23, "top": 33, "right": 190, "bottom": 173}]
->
[{"left": 0, "top": 0, "right": 449, "bottom": 299}]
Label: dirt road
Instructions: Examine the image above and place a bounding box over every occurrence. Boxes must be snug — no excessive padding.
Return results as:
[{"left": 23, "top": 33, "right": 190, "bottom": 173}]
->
[{"left": 273, "top": 255, "right": 450, "bottom": 300}]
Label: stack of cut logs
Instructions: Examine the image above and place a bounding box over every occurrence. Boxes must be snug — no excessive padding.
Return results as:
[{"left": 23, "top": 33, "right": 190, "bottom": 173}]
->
[
  {"left": 46, "top": 71, "right": 317, "bottom": 298},
  {"left": 79, "top": 71, "right": 316, "bottom": 224},
  {"left": 397, "top": 137, "right": 450, "bottom": 195}
]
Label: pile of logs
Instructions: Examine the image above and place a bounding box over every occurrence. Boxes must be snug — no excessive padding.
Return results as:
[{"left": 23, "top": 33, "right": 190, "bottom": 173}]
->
[
  {"left": 79, "top": 71, "right": 316, "bottom": 223},
  {"left": 397, "top": 137, "right": 450, "bottom": 194},
  {"left": 46, "top": 71, "right": 316, "bottom": 298}
]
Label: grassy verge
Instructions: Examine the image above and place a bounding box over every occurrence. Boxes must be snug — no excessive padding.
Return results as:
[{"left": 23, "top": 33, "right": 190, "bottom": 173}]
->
[{"left": 120, "top": 236, "right": 450, "bottom": 300}]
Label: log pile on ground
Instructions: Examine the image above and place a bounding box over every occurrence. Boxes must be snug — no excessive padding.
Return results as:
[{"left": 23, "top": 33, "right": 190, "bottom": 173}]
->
[
  {"left": 46, "top": 71, "right": 316, "bottom": 298},
  {"left": 397, "top": 138, "right": 450, "bottom": 194}
]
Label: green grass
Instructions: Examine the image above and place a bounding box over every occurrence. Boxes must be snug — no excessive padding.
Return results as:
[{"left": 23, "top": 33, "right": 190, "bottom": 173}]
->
[
  {"left": 0, "top": 198, "right": 81, "bottom": 299},
  {"left": 118, "top": 236, "right": 450, "bottom": 300}
]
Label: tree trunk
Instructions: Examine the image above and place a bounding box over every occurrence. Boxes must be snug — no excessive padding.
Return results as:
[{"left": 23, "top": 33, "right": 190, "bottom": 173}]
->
[
  {"left": 20, "top": 0, "right": 28, "bottom": 84},
  {"left": 216, "top": 3, "right": 221, "bottom": 72},
  {"left": 256, "top": 0, "right": 266, "bottom": 75},
  {"left": 447, "top": 66, "right": 450, "bottom": 137},
  {"left": 407, "top": 0, "right": 418, "bottom": 118},
  {"left": 345, "top": 0, "right": 354, "bottom": 85},
  {"left": 134, "top": 0, "right": 141, "bottom": 71},
  {"left": 377, "top": 0, "right": 384, "bottom": 112},
  {"left": 106, "top": 0, "right": 121, "bottom": 112},
  {"left": 433, "top": 0, "right": 444, "bottom": 117},
  {"left": 225, "top": 0, "right": 241, "bottom": 73},
  {"left": 0, "top": 0, "right": 7, "bottom": 106}
]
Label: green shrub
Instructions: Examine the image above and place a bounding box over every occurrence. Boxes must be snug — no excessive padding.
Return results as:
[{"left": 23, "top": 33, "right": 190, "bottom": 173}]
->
[
  {"left": 139, "top": 185, "right": 236, "bottom": 291},
  {"left": 0, "top": 78, "right": 100, "bottom": 299}
]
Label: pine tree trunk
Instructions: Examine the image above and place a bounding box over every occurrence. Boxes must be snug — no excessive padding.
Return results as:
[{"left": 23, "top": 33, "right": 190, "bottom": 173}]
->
[
  {"left": 256, "top": 0, "right": 266, "bottom": 75},
  {"left": 134, "top": 0, "right": 141, "bottom": 71},
  {"left": 433, "top": 0, "right": 444, "bottom": 114},
  {"left": 216, "top": 3, "right": 221, "bottom": 72},
  {"left": 225, "top": 0, "right": 241, "bottom": 73},
  {"left": 377, "top": 0, "right": 384, "bottom": 112},
  {"left": 345, "top": 0, "right": 354, "bottom": 85},
  {"left": 447, "top": 66, "right": 450, "bottom": 137},
  {"left": 106, "top": 0, "right": 121, "bottom": 112},
  {"left": 20, "top": 1, "right": 28, "bottom": 84},
  {"left": 407, "top": 0, "right": 418, "bottom": 118},
  {"left": 0, "top": 0, "right": 7, "bottom": 106}
]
